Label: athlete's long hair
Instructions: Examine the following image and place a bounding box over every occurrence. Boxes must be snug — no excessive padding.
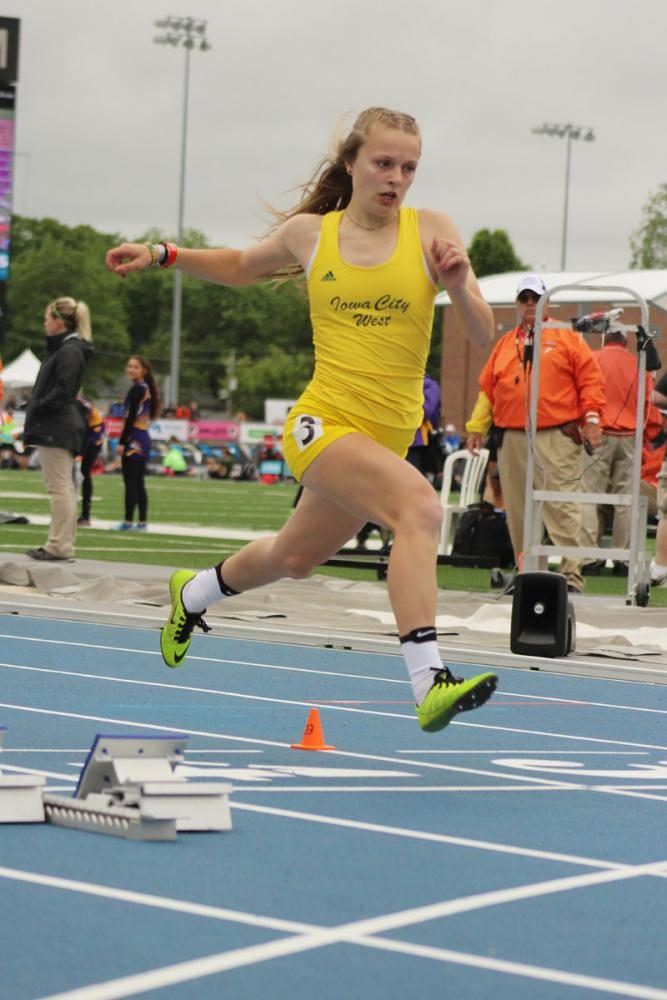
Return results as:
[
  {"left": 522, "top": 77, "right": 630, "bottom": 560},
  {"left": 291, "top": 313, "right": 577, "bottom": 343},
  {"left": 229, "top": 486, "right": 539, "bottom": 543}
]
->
[
  {"left": 129, "top": 355, "right": 161, "bottom": 420},
  {"left": 269, "top": 107, "right": 421, "bottom": 226},
  {"left": 265, "top": 107, "right": 421, "bottom": 281}
]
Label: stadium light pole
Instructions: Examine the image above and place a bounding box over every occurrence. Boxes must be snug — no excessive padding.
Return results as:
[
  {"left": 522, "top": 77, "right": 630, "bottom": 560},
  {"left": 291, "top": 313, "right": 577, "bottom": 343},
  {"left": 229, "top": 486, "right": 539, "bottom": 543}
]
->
[
  {"left": 153, "top": 17, "right": 211, "bottom": 408},
  {"left": 531, "top": 123, "right": 595, "bottom": 271}
]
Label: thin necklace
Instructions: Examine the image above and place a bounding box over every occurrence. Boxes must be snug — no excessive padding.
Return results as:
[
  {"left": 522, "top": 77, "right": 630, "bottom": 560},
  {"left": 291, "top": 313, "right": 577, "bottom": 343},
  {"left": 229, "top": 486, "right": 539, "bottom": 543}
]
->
[{"left": 344, "top": 209, "right": 398, "bottom": 232}]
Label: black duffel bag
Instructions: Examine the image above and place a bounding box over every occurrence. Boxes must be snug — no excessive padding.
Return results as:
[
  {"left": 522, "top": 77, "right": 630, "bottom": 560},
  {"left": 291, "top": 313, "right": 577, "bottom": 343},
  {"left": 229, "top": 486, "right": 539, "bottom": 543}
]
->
[{"left": 451, "top": 501, "right": 515, "bottom": 568}]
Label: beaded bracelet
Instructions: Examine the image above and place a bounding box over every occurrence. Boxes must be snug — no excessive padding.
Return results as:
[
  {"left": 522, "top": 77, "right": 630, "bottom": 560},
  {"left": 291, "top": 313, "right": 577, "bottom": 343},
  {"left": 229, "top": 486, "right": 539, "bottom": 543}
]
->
[
  {"left": 159, "top": 242, "right": 179, "bottom": 268},
  {"left": 145, "top": 243, "right": 159, "bottom": 267}
]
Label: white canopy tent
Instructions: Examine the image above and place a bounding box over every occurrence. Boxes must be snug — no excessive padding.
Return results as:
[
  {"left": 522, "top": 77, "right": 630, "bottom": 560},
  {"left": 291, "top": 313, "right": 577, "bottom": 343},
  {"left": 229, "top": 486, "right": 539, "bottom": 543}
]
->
[
  {"left": 435, "top": 270, "right": 667, "bottom": 312},
  {"left": 1, "top": 348, "right": 41, "bottom": 390}
]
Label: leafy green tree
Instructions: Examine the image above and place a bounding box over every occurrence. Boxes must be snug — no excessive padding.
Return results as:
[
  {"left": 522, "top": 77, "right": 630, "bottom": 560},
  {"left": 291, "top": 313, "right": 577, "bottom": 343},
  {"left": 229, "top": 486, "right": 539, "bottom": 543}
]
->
[
  {"left": 4, "top": 216, "right": 316, "bottom": 408},
  {"left": 121, "top": 227, "right": 312, "bottom": 404},
  {"left": 232, "top": 345, "right": 313, "bottom": 418},
  {"left": 630, "top": 184, "right": 667, "bottom": 268},
  {"left": 6, "top": 217, "right": 130, "bottom": 384},
  {"left": 10, "top": 215, "right": 124, "bottom": 262},
  {"left": 467, "top": 228, "right": 528, "bottom": 278}
]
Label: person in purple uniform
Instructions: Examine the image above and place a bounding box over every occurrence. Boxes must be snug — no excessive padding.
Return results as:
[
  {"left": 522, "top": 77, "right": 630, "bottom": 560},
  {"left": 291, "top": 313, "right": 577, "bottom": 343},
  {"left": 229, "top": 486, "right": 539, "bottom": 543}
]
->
[
  {"left": 76, "top": 395, "right": 105, "bottom": 526},
  {"left": 115, "top": 355, "right": 160, "bottom": 530}
]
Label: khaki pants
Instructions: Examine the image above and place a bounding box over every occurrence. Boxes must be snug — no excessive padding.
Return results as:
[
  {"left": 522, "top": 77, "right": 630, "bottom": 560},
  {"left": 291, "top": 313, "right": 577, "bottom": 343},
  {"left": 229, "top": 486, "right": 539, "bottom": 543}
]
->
[
  {"left": 641, "top": 479, "right": 657, "bottom": 522},
  {"left": 38, "top": 446, "right": 77, "bottom": 558},
  {"left": 580, "top": 433, "right": 634, "bottom": 555},
  {"left": 497, "top": 428, "right": 584, "bottom": 591}
]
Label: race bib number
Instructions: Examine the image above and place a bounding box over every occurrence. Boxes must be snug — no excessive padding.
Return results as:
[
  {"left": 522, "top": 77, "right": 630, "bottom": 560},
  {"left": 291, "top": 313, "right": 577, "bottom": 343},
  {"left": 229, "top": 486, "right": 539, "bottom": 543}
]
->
[{"left": 292, "top": 414, "right": 324, "bottom": 451}]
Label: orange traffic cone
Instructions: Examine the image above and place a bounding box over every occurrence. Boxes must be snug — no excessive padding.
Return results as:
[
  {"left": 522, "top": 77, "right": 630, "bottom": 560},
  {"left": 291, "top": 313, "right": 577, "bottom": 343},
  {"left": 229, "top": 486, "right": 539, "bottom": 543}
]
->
[{"left": 290, "top": 708, "right": 335, "bottom": 751}]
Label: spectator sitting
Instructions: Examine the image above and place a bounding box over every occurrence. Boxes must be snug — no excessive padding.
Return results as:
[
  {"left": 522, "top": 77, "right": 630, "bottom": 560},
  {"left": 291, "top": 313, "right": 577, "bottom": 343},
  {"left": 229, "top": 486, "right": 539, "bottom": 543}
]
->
[
  {"left": 176, "top": 403, "right": 191, "bottom": 420},
  {"left": 189, "top": 400, "right": 201, "bottom": 421},
  {"left": 162, "top": 437, "right": 188, "bottom": 476},
  {"left": 108, "top": 398, "right": 124, "bottom": 417},
  {"left": 1, "top": 406, "right": 22, "bottom": 469},
  {"left": 260, "top": 434, "right": 282, "bottom": 462},
  {"left": 206, "top": 456, "right": 230, "bottom": 479}
]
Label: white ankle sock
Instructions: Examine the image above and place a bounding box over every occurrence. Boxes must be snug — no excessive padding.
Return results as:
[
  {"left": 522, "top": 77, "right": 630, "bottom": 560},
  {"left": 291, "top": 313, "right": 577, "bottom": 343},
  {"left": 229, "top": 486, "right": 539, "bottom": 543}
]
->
[
  {"left": 650, "top": 560, "right": 667, "bottom": 583},
  {"left": 182, "top": 568, "right": 224, "bottom": 613},
  {"left": 400, "top": 627, "right": 443, "bottom": 704}
]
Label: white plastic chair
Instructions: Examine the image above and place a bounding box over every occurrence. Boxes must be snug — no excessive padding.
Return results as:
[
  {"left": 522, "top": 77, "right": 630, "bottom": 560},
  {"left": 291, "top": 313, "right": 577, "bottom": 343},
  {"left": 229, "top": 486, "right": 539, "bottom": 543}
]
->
[{"left": 437, "top": 448, "right": 490, "bottom": 555}]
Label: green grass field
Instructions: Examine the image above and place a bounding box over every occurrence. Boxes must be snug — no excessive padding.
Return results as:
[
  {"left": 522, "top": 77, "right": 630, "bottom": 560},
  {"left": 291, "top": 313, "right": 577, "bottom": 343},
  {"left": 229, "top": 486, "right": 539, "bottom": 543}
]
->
[{"left": 0, "top": 467, "right": 661, "bottom": 603}]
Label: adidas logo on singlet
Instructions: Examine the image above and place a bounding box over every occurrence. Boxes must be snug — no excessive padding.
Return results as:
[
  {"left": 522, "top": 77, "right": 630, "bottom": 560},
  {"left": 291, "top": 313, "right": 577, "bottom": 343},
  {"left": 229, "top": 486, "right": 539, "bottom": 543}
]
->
[{"left": 321, "top": 270, "right": 336, "bottom": 281}]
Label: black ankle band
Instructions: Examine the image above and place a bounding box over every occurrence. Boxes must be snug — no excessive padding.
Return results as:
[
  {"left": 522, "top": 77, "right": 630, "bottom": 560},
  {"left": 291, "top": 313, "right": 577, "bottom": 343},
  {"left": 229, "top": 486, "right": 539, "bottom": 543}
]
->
[
  {"left": 215, "top": 561, "right": 240, "bottom": 597},
  {"left": 400, "top": 626, "right": 437, "bottom": 645}
]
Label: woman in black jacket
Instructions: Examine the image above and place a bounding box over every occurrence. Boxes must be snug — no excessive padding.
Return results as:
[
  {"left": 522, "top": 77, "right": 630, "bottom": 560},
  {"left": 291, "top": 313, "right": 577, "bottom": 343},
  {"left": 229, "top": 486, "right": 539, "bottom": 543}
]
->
[{"left": 24, "top": 297, "right": 93, "bottom": 561}]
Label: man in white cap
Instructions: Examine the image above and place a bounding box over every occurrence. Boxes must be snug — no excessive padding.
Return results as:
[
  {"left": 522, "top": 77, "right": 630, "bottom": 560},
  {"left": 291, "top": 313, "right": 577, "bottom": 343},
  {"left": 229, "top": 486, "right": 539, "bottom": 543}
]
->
[
  {"left": 580, "top": 321, "right": 653, "bottom": 576},
  {"left": 465, "top": 274, "right": 605, "bottom": 592}
]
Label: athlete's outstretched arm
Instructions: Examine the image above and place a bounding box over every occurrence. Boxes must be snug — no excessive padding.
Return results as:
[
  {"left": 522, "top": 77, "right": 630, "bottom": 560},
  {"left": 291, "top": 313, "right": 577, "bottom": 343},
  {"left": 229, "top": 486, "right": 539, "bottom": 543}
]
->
[{"left": 106, "top": 215, "right": 318, "bottom": 288}]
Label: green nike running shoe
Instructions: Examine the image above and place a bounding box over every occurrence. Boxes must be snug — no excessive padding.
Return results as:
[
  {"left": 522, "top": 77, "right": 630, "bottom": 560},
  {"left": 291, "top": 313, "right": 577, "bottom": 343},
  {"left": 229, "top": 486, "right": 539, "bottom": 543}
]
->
[
  {"left": 160, "top": 569, "right": 211, "bottom": 669},
  {"left": 416, "top": 669, "right": 498, "bottom": 732}
]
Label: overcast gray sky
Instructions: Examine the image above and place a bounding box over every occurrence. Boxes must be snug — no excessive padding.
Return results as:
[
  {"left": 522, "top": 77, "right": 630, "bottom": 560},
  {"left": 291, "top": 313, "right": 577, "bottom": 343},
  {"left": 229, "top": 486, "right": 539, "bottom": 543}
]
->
[{"left": 8, "top": 0, "right": 667, "bottom": 273}]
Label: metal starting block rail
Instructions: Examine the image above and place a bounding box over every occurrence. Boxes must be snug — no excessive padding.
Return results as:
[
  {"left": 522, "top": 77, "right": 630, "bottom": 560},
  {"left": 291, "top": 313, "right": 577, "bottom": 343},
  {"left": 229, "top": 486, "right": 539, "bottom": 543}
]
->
[{"left": 1, "top": 731, "right": 233, "bottom": 841}]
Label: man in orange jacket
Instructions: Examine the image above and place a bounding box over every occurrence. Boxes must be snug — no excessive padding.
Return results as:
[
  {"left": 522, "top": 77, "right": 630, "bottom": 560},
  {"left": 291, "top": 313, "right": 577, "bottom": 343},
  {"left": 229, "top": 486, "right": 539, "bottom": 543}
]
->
[
  {"left": 579, "top": 322, "right": 653, "bottom": 576},
  {"left": 649, "top": 375, "right": 667, "bottom": 586},
  {"left": 466, "top": 274, "right": 605, "bottom": 592}
]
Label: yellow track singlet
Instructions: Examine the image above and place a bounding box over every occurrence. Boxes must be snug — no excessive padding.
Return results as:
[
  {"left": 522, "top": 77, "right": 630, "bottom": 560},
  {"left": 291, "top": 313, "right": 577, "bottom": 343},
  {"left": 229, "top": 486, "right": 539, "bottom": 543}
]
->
[{"left": 283, "top": 207, "right": 437, "bottom": 481}]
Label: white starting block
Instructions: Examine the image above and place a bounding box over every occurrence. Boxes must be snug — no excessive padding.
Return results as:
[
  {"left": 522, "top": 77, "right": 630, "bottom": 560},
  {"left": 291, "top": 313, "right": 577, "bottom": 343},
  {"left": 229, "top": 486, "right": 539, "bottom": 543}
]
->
[
  {"left": 0, "top": 726, "right": 47, "bottom": 824},
  {"left": 43, "top": 733, "right": 233, "bottom": 842}
]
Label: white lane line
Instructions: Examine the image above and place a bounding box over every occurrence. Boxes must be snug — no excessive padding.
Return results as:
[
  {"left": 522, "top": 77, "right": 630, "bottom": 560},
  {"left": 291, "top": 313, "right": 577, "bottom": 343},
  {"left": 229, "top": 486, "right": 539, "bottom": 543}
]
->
[
  {"left": 3, "top": 661, "right": 667, "bottom": 755},
  {"left": 0, "top": 660, "right": 411, "bottom": 711},
  {"left": 0, "top": 748, "right": 263, "bottom": 754},
  {"left": 2, "top": 633, "right": 667, "bottom": 712},
  {"left": 453, "top": 720, "right": 667, "bottom": 752},
  {"left": 0, "top": 866, "right": 315, "bottom": 934},
  {"left": 4, "top": 609, "right": 667, "bottom": 681},
  {"left": 398, "top": 750, "right": 649, "bottom": 754},
  {"left": 31, "top": 860, "right": 667, "bottom": 1000},
  {"left": 231, "top": 785, "right": 574, "bottom": 793},
  {"left": 0, "top": 699, "right": 589, "bottom": 790},
  {"left": 0, "top": 702, "right": 289, "bottom": 750},
  {"left": 0, "top": 763, "right": 74, "bottom": 780},
  {"left": 0, "top": 638, "right": 409, "bottom": 684},
  {"left": 498, "top": 690, "right": 667, "bottom": 716},
  {"left": 333, "top": 859, "right": 667, "bottom": 935},
  {"left": 596, "top": 787, "right": 667, "bottom": 804},
  {"left": 0, "top": 707, "right": 634, "bottom": 871},
  {"left": 364, "top": 935, "right": 667, "bottom": 1000},
  {"left": 1, "top": 699, "right": 662, "bottom": 799},
  {"left": 230, "top": 802, "right": 630, "bottom": 870},
  {"left": 0, "top": 663, "right": 416, "bottom": 727}
]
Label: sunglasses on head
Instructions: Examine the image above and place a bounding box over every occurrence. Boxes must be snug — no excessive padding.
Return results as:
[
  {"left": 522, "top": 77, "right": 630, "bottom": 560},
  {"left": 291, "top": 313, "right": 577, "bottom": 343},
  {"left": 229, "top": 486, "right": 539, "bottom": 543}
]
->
[{"left": 517, "top": 291, "right": 541, "bottom": 304}]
